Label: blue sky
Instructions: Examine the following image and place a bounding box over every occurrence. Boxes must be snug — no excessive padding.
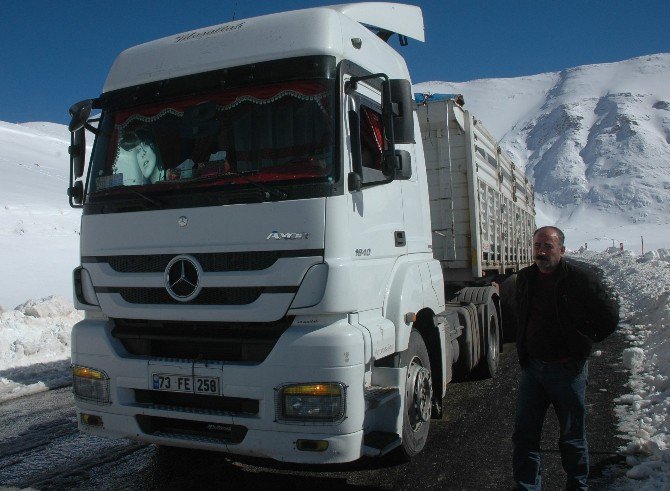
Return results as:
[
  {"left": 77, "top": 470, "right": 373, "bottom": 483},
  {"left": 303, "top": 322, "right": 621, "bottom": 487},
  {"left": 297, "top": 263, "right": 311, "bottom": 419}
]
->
[{"left": 1, "top": 0, "right": 668, "bottom": 125}]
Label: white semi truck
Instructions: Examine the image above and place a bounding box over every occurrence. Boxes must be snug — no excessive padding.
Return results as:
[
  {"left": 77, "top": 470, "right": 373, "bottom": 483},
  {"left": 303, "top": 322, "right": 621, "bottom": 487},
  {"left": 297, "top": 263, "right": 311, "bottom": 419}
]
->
[{"left": 67, "top": 3, "right": 535, "bottom": 464}]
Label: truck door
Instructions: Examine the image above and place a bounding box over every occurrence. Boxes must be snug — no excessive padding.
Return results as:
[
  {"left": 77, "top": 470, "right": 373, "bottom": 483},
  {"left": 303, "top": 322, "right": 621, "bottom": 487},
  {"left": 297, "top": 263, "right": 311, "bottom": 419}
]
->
[{"left": 345, "top": 83, "right": 407, "bottom": 312}]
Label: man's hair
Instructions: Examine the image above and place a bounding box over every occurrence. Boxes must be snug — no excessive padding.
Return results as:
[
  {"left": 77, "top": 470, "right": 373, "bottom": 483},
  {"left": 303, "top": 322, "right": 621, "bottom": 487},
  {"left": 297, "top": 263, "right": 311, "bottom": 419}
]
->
[{"left": 533, "top": 226, "right": 565, "bottom": 246}]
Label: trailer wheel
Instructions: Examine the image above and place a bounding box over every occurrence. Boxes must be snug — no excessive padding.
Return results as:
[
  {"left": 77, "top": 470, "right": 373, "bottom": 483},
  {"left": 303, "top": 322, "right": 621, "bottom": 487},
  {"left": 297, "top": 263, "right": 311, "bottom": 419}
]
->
[
  {"left": 476, "top": 303, "right": 500, "bottom": 378},
  {"left": 398, "top": 329, "right": 432, "bottom": 458},
  {"left": 452, "top": 326, "right": 473, "bottom": 381},
  {"left": 499, "top": 274, "right": 517, "bottom": 343}
]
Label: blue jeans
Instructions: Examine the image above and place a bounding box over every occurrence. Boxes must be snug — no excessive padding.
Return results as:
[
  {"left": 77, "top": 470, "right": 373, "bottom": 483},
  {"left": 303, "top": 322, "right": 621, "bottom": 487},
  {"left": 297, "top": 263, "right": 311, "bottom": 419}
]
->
[{"left": 512, "top": 359, "right": 589, "bottom": 490}]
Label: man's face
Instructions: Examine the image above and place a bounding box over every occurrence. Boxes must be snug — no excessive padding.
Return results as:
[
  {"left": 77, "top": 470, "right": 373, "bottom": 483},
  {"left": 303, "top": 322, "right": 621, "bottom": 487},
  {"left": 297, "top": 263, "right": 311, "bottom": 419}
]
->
[{"left": 533, "top": 229, "right": 565, "bottom": 273}]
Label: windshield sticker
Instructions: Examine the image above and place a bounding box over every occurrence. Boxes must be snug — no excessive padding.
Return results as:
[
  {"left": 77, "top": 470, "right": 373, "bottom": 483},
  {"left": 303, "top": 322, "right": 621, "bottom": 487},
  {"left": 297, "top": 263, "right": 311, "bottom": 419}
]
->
[{"left": 96, "top": 173, "right": 124, "bottom": 190}]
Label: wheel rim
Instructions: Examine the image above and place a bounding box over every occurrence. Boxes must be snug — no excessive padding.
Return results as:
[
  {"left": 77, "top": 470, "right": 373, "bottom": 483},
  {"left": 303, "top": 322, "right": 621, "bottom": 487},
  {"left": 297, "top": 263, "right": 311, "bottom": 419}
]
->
[{"left": 406, "top": 356, "right": 432, "bottom": 431}]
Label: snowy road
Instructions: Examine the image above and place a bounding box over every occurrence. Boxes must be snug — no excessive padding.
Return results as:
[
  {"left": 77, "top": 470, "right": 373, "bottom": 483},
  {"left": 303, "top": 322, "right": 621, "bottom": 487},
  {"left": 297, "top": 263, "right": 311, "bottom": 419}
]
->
[
  {"left": 0, "top": 386, "right": 146, "bottom": 489},
  {"left": 0, "top": 337, "right": 628, "bottom": 490}
]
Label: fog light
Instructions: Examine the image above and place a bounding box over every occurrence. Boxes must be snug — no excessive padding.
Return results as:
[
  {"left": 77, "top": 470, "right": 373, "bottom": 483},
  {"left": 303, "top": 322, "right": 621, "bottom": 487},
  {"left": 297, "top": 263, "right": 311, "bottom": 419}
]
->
[
  {"left": 81, "top": 413, "right": 103, "bottom": 427},
  {"left": 296, "top": 439, "right": 329, "bottom": 452},
  {"left": 73, "top": 365, "right": 110, "bottom": 404},
  {"left": 277, "top": 383, "right": 345, "bottom": 422}
]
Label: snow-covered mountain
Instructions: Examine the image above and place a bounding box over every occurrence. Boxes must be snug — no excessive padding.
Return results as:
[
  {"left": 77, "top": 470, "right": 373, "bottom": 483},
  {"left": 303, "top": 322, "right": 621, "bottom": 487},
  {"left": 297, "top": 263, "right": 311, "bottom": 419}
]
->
[
  {"left": 416, "top": 53, "right": 670, "bottom": 251},
  {"left": 0, "top": 121, "right": 82, "bottom": 309}
]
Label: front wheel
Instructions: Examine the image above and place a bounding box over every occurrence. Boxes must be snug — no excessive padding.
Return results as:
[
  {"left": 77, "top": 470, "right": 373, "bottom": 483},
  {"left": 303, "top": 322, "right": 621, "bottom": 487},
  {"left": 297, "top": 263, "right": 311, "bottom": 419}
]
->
[{"left": 398, "top": 329, "right": 432, "bottom": 459}]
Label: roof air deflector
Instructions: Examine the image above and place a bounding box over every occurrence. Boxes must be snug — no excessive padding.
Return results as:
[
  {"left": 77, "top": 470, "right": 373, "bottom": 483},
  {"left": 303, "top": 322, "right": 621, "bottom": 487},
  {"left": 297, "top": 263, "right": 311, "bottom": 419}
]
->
[{"left": 326, "top": 3, "right": 425, "bottom": 43}]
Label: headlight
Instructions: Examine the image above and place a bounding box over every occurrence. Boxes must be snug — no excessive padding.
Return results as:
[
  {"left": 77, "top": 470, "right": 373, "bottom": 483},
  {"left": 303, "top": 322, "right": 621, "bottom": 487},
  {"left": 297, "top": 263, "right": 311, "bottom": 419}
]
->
[
  {"left": 276, "top": 383, "right": 346, "bottom": 423},
  {"left": 73, "top": 365, "right": 110, "bottom": 404}
]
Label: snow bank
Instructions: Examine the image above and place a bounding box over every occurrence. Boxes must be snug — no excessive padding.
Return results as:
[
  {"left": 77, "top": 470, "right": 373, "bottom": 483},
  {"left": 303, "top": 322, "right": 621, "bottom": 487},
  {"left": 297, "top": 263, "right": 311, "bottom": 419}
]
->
[
  {"left": 0, "top": 295, "right": 82, "bottom": 402},
  {"left": 573, "top": 248, "right": 670, "bottom": 488},
  {"left": 623, "top": 347, "right": 645, "bottom": 371}
]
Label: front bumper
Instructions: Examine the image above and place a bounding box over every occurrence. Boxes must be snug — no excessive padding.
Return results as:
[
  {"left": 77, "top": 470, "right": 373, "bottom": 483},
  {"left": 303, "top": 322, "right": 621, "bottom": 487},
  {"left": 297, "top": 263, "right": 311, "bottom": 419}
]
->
[
  {"left": 71, "top": 316, "right": 367, "bottom": 464},
  {"left": 76, "top": 409, "right": 364, "bottom": 463}
]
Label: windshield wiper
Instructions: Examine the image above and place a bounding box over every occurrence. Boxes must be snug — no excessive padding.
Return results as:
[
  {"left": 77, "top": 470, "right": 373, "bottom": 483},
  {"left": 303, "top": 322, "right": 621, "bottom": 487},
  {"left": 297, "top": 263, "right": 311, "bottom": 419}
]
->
[
  {"left": 126, "top": 188, "right": 163, "bottom": 208},
  {"left": 89, "top": 186, "right": 163, "bottom": 208},
  {"left": 226, "top": 171, "right": 288, "bottom": 201}
]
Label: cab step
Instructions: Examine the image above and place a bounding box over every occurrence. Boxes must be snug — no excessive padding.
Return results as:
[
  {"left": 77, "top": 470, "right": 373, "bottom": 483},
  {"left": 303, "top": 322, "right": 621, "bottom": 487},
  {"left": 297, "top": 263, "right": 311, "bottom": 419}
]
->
[
  {"left": 363, "top": 386, "right": 399, "bottom": 410},
  {"left": 362, "top": 431, "right": 401, "bottom": 456}
]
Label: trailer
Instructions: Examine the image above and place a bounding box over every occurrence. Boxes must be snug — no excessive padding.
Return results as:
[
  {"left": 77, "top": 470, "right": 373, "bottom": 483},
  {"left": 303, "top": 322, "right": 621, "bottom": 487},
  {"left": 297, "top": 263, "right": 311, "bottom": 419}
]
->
[{"left": 417, "top": 95, "right": 535, "bottom": 285}]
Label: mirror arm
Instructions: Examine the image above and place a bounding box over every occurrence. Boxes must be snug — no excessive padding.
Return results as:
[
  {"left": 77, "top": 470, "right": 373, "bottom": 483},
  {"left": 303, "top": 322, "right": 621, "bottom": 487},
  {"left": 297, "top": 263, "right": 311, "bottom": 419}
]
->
[
  {"left": 347, "top": 109, "right": 363, "bottom": 192},
  {"left": 348, "top": 110, "right": 363, "bottom": 175}
]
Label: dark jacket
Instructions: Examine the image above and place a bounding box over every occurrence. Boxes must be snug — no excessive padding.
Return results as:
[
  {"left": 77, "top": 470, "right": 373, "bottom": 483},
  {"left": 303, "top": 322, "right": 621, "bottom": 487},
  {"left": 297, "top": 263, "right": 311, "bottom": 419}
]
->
[{"left": 515, "top": 258, "right": 619, "bottom": 366}]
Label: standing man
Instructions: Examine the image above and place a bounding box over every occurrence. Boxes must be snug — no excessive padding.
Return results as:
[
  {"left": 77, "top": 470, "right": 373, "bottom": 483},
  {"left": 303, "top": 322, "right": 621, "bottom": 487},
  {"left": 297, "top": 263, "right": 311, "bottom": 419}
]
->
[{"left": 512, "top": 226, "right": 619, "bottom": 490}]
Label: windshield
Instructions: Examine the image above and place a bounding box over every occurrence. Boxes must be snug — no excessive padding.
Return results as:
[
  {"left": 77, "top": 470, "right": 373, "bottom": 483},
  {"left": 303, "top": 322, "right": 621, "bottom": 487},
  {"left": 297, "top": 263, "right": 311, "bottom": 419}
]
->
[{"left": 87, "top": 79, "right": 336, "bottom": 205}]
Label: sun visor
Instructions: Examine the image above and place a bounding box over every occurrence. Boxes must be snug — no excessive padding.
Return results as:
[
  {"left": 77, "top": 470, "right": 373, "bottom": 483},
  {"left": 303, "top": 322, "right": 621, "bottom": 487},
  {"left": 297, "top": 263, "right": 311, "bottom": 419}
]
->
[{"left": 327, "top": 3, "right": 425, "bottom": 42}]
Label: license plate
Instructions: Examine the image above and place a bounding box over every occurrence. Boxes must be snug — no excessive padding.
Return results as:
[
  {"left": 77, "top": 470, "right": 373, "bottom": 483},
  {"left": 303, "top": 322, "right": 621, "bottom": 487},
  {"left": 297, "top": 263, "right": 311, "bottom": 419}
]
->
[{"left": 151, "top": 373, "right": 220, "bottom": 395}]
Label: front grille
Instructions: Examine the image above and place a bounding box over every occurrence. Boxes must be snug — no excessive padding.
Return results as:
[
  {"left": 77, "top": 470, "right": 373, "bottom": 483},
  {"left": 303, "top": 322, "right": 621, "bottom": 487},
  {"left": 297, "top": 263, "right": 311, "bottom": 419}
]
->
[
  {"left": 113, "top": 317, "right": 293, "bottom": 363},
  {"left": 136, "top": 415, "right": 247, "bottom": 444},
  {"left": 83, "top": 249, "right": 324, "bottom": 273},
  {"left": 134, "top": 390, "right": 259, "bottom": 415},
  {"left": 97, "top": 286, "right": 297, "bottom": 305},
  {"left": 108, "top": 252, "right": 278, "bottom": 273},
  {"left": 118, "top": 287, "right": 264, "bottom": 305}
]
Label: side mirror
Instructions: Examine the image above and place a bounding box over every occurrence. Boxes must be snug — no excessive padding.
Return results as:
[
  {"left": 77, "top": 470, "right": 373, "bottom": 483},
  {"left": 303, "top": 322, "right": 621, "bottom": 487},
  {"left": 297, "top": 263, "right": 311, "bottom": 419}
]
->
[
  {"left": 68, "top": 99, "right": 93, "bottom": 132},
  {"left": 383, "top": 79, "right": 415, "bottom": 144},
  {"left": 68, "top": 181, "right": 84, "bottom": 206},
  {"left": 69, "top": 128, "right": 86, "bottom": 179},
  {"left": 382, "top": 150, "right": 412, "bottom": 180},
  {"left": 67, "top": 98, "right": 97, "bottom": 209}
]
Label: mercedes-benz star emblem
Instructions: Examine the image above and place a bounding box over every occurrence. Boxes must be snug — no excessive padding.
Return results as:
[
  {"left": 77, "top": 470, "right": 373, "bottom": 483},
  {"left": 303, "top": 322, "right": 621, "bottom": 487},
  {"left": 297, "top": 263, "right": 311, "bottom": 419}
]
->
[
  {"left": 164, "top": 255, "right": 202, "bottom": 302},
  {"left": 178, "top": 216, "right": 188, "bottom": 227}
]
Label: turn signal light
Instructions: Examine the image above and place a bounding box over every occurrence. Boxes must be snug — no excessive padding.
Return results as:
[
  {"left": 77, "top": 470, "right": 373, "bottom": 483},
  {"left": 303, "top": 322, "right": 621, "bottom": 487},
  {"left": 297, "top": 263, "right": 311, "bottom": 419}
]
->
[
  {"left": 73, "top": 365, "right": 106, "bottom": 380},
  {"left": 282, "top": 384, "right": 342, "bottom": 396}
]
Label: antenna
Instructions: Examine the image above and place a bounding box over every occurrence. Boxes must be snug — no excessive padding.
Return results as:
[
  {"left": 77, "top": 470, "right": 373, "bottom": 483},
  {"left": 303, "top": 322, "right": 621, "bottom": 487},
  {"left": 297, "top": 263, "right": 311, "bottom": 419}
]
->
[{"left": 232, "top": 0, "right": 238, "bottom": 21}]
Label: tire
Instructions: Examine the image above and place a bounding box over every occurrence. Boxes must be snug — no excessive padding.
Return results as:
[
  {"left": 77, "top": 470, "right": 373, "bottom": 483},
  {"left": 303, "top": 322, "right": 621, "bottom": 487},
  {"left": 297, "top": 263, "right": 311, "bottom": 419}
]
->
[
  {"left": 499, "top": 274, "right": 517, "bottom": 343},
  {"left": 398, "top": 329, "right": 433, "bottom": 459},
  {"left": 475, "top": 302, "right": 500, "bottom": 378},
  {"left": 452, "top": 320, "right": 473, "bottom": 381}
]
